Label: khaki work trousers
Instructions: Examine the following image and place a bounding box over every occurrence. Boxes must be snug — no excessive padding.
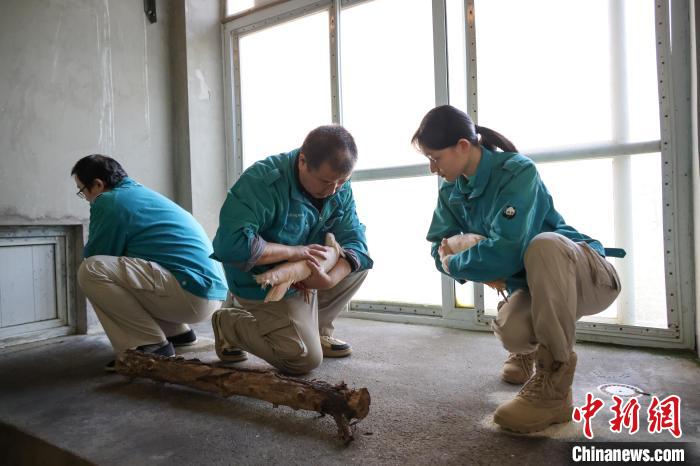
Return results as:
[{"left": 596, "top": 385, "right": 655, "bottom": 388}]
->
[
  {"left": 491, "top": 232, "right": 621, "bottom": 363},
  {"left": 217, "top": 270, "right": 368, "bottom": 374},
  {"left": 78, "top": 255, "right": 222, "bottom": 355}
]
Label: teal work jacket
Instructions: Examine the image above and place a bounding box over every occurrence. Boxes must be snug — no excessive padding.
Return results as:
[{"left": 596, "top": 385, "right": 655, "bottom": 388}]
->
[
  {"left": 212, "top": 149, "right": 373, "bottom": 300},
  {"left": 83, "top": 178, "right": 228, "bottom": 300},
  {"left": 427, "top": 147, "right": 623, "bottom": 292}
]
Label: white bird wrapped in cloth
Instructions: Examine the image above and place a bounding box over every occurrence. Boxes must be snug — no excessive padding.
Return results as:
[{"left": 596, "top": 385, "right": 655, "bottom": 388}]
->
[
  {"left": 440, "top": 232, "right": 508, "bottom": 300},
  {"left": 440, "top": 232, "right": 486, "bottom": 256},
  {"left": 254, "top": 233, "right": 345, "bottom": 303}
]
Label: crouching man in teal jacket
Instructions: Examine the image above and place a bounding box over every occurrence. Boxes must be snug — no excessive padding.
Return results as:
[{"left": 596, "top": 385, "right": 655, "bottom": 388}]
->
[
  {"left": 72, "top": 155, "right": 229, "bottom": 371},
  {"left": 211, "top": 125, "right": 372, "bottom": 375}
]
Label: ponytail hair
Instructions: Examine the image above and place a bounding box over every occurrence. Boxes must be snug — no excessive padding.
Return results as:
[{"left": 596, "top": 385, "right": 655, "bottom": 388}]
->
[{"left": 411, "top": 105, "right": 518, "bottom": 153}]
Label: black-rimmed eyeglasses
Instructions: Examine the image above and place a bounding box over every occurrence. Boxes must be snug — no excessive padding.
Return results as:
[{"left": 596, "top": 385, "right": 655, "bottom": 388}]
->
[{"left": 76, "top": 186, "right": 87, "bottom": 199}]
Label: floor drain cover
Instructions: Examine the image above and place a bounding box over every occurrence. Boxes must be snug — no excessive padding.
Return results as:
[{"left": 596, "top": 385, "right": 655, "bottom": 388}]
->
[{"left": 598, "top": 383, "right": 649, "bottom": 397}]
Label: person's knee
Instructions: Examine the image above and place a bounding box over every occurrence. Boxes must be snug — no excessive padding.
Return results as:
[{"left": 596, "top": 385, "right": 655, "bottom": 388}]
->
[
  {"left": 492, "top": 319, "right": 535, "bottom": 354},
  {"left": 264, "top": 326, "right": 323, "bottom": 375},
  {"left": 277, "top": 350, "right": 323, "bottom": 375}
]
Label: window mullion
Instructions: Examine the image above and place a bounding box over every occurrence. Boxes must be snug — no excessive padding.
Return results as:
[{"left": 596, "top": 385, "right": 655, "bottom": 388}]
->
[
  {"left": 464, "top": 0, "right": 477, "bottom": 120},
  {"left": 610, "top": 0, "right": 635, "bottom": 325},
  {"left": 432, "top": 0, "right": 449, "bottom": 106},
  {"left": 329, "top": 0, "right": 342, "bottom": 124}
]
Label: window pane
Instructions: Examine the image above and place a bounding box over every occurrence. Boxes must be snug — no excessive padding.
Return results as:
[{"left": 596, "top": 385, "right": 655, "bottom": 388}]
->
[
  {"left": 455, "top": 282, "right": 474, "bottom": 308},
  {"left": 624, "top": 0, "right": 660, "bottom": 142},
  {"left": 340, "top": 0, "right": 435, "bottom": 170},
  {"left": 474, "top": 0, "right": 613, "bottom": 151},
  {"left": 628, "top": 153, "right": 665, "bottom": 327},
  {"left": 225, "top": 0, "right": 255, "bottom": 17},
  {"left": 351, "top": 176, "right": 441, "bottom": 305},
  {"left": 239, "top": 11, "right": 331, "bottom": 168},
  {"left": 456, "top": 283, "right": 500, "bottom": 313},
  {"left": 538, "top": 159, "right": 616, "bottom": 248}
]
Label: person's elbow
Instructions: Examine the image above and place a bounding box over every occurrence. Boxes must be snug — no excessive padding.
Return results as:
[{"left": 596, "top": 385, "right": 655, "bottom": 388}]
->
[{"left": 212, "top": 232, "right": 254, "bottom": 264}]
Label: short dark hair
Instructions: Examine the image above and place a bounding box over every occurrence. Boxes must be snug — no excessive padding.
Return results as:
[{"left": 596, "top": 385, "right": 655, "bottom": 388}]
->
[
  {"left": 301, "top": 125, "right": 358, "bottom": 174},
  {"left": 411, "top": 105, "right": 518, "bottom": 153},
  {"left": 71, "top": 154, "right": 128, "bottom": 189}
]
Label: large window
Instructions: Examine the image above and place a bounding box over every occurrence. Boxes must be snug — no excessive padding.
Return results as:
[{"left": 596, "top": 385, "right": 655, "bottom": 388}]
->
[
  {"left": 239, "top": 11, "right": 331, "bottom": 167},
  {"left": 223, "top": 0, "right": 692, "bottom": 349},
  {"left": 352, "top": 176, "right": 441, "bottom": 306},
  {"left": 340, "top": 0, "right": 435, "bottom": 170}
]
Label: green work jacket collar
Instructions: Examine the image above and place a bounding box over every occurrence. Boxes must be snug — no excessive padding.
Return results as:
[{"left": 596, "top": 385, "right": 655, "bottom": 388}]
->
[{"left": 451, "top": 145, "right": 494, "bottom": 202}]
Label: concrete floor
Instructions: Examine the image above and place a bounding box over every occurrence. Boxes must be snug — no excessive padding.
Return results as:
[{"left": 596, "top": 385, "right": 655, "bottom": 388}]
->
[{"left": 0, "top": 317, "right": 698, "bottom": 465}]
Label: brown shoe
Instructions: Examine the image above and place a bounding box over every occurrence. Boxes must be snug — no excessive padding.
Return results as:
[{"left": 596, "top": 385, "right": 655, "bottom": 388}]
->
[
  {"left": 320, "top": 335, "right": 352, "bottom": 358},
  {"left": 501, "top": 351, "right": 536, "bottom": 384},
  {"left": 494, "top": 346, "right": 577, "bottom": 433},
  {"left": 212, "top": 310, "right": 248, "bottom": 363}
]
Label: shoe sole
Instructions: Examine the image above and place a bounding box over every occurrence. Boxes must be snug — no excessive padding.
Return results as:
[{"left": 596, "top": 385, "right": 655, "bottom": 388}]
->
[
  {"left": 501, "top": 373, "right": 529, "bottom": 385},
  {"left": 322, "top": 348, "right": 352, "bottom": 358},
  {"left": 170, "top": 339, "right": 198, "bottom": 347},
  {"left": 212, "top": 310, "right": 248, "bottom": 362},
  {"left": 493, "top": 408, "right": 573, "bottom": 433},
  {"left": 219, "top": 353, "right": 248, "bottom": 363}
]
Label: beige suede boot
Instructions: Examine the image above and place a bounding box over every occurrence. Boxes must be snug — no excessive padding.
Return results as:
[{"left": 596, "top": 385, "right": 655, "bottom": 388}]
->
[
  {"left": 501, "top": 351, "right": 536, "bottom": 384},
  {"left": 493, "top": 346, "right": 577, "bottom": 433}
]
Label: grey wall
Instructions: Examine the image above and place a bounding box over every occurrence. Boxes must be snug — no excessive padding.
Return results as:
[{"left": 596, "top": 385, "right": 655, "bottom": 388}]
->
[
  {"left": 0, "top": 0, "right": 229, "bottom": 338},
  {"left": 692, "top": 0, "right": 700, "bottom": 357},
  {"left": 184, "top": 0, "right": 228, "bottom": 237},
  {"left": 0, "top": 0, "right": 176, "bottom": 227},
  {"left": 169, "top": 0, "right": 228, "bottom": 236},
  {"left": 0, "top": 0, "right": 229, "bottom": 238}
]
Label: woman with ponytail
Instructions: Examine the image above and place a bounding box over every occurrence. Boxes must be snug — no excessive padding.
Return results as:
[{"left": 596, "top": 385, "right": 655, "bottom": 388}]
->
[{"left": 412, "top": 105, "right": 623, "bottom": 433}]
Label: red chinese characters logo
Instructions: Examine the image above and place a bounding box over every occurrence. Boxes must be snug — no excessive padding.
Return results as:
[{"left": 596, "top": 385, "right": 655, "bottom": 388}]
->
[
  {"left": 573, "top": 392, "right": 683, "bottom": 439},
  {"left": 647, "top": 395, "right": 682, "bottom": 438},
  {"left": 573, "top": 393, "right": 605, "bottom": 439},
  {"left": 609, "top": 395, "right": 640, "bottom": 434}
]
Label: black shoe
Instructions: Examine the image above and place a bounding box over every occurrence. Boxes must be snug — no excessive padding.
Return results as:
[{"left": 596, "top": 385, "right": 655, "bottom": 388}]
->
[
  {"left": 136, "top": 341, "right": 176, "bottom": 357},
  {"left": 105, "top": 342, "right": 174, "bottom": 373},
  {"left": 167, "top": 329, "right": 198, "bottom": 347},
  {"left": 104, "top": 360, "right": 116, "bottom": 372},
  {"left": 220, "top": 347, "right": 248, "bottom": 362}
]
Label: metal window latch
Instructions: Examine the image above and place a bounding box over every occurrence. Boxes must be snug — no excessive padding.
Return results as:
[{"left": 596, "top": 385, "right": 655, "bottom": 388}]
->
[{"left": 144, "top": 0, "right": 156, "bottom": 23}]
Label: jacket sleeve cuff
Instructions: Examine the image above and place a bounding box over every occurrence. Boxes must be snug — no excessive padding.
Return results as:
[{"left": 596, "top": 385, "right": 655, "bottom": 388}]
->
[
  {"left": 228, "top": 234, "right": 267, "bottom": 272},
  {"left": 244, "top": 235, "right": 267, "bottom": 271},
  {"left": 342, "top": 248, "right": 360, "bottom": 272}
]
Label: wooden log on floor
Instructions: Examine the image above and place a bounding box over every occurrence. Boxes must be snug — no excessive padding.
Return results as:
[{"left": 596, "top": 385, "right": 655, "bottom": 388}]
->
[{"left": 116, "top": 350, "right": 370, "bottom": 443}]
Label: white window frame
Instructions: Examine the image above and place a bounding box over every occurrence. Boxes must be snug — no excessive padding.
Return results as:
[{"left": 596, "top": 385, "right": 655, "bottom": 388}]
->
[{"left": 222, "top": 0, "right": 695, "bottom": 350}]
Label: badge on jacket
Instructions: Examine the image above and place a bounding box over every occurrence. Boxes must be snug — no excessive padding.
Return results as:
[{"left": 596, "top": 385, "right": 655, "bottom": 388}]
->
[{"left": 502, "top": 206, "right": 516, "bottom": 219}]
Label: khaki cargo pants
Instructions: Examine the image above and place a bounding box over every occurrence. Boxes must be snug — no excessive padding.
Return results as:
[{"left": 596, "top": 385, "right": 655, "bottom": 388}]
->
[
  {"left": 216, "top": 270, "right": 368, "bottom": 374},
  {"left": 78, "top": 255, "right": 222, "bottom": 355},
  {"left": 491, "top": 232, "right": 621, "bottom": 362}
]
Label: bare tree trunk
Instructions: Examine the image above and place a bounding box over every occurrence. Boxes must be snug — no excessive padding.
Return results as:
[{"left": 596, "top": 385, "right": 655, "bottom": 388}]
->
[{"left": 116, "top": 350, "right": 370, "bottom": 443}]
